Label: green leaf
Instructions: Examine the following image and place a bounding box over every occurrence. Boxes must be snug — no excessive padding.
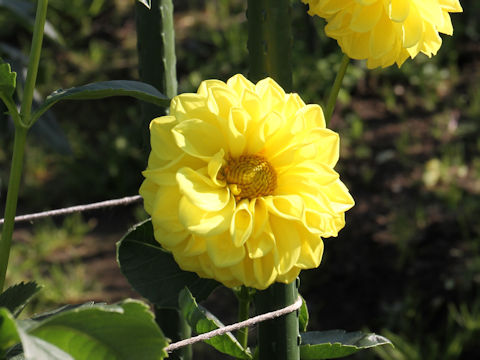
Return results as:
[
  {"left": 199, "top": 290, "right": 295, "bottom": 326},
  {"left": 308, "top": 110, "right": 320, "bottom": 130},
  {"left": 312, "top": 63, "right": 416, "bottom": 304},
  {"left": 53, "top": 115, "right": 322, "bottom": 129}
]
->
[
  {"left": 299, "top": 295, "right": 309, "bottom": 332},
  {"left": 300, "top": 330, "right": 393, "bottom": 359},
  {"left": 179, "top": 288, "right": 252, "bottom": 359},
  {"left": 0, "top": 61, "right": 16, "bottom": 98},
  {"left": 117, "top": 219, "right": 219, "bottom": 308},
  {"left": 0, "top": 282, "right": 42, "bottom": 317},
  {"left": 0, "top": 308, "right": 20, "bottom": 356},
  {"left": 137, "top": 0, "right": 151, "bottom": 9},
  {"left": 30, "top": 80, "right": 170, "bottom": 126},
  {"left": 18, "top": 300, "right": 168, "bottom": 360}
]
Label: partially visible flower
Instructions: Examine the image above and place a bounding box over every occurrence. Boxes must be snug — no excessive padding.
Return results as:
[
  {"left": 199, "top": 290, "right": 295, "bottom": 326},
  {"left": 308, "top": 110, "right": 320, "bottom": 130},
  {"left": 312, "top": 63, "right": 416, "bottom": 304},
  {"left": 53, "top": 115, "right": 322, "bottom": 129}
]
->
[
  {"left": 302, "top": 0, "right": 463, "bottom": 69},
  {"left": 140, "top": 74, "right": 354, "bottom": 290}
]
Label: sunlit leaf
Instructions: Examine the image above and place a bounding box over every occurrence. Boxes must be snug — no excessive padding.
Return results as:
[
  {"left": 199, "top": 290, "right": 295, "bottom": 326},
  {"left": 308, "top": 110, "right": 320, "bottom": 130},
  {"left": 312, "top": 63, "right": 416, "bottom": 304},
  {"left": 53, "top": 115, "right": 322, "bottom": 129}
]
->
[
  {"left": 298, "top": 295, "right": 309, "bottom": 332},
  {"left": 179, "top": 288, "right": 252, "bottom": 359},
  {"left": 300, "top": 330, "right": 393, "bottom": 359},
  {"left": 30, "top": 80, "right": 169, "bottom": 126},
  {"left": 18, "top": 300, "right": 168, "bottom": 360},
  {"left": 0, "top": 308, "right": 20, "bottom": 356}
]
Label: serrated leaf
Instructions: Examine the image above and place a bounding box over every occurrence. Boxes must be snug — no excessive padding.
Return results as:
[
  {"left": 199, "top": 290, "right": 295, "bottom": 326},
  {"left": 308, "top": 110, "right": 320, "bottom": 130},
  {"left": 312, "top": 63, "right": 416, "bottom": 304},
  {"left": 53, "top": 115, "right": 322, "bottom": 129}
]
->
[
  {"left": 117, "top": 219, "right": 219, "bottom": 308},
  {"left": 299, "top": 295, "right": 309, "bottom": 332},
  {"left": 30, "top": 80, "right": 170, "bottom": 126},
  {"left": 17, "top": 300, "right": 168, "bottom": 360},
  {"left": 0, "top": 308, "right": 20, "bottom": 355},
  {"left": 0, "top": 282, "right": 42, "bottom": 318},
  {"left": 300, "top": 330, "right": 393, "bottom": 359},
  {"left": 137, "top": 0, "right": 151, "bottom": 9},
  {"left": 0, "top": 61, "right": 16, "bottom": 98},
  {"left": 179, "top": 288, "right": 252, "bottom": 359}
]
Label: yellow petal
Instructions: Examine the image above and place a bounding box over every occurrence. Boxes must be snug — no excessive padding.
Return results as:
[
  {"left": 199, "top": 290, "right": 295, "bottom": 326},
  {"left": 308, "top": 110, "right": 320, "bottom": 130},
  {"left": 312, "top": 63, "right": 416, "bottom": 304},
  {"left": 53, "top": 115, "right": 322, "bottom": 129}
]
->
[
  {"left": 230, "top": 199, "right": 253, "bottom": 247},
  {"left": 172, "top": 119, "right": 226, "bottom": 160},
  {"left": 270, "top": 215, "right": 302, "bottom": 275},
  {"left": 227, "top": 74, "right": 255, "bottom": 97},
  {"left": 150, "top": 116, "right": 181, "bottom": 161},
  {"left": 178, "top": 195, "right": 234, "bottom": 236},
  {"left": 206, "top": 233, "right": 245, "bottom": 268},
  {"left": 402, "top": 5, "right": 424, "bottom": 48},
  {"left": 296, "top": 228, "right": 324, "bottom": 269},
  {"left": 265, "top": 195, "right": 304, "bottom": 221},
  {"left": 389, "top": 0, "right": 410, "bottom": 22},
  {"left": 350, "top": 2, "right": 382, "bottom": 32},
  {"left": 253, "top": 252, "right": 278, "bottom": 289},
  {"left": 177, "top": 167, "right": 230, "bottom": 211},
  {"left": 227, "top": 107, "right": 250, "bottom": 157},
  {"left": 207, "top": 85, "right": 239, "bottom": 120}
]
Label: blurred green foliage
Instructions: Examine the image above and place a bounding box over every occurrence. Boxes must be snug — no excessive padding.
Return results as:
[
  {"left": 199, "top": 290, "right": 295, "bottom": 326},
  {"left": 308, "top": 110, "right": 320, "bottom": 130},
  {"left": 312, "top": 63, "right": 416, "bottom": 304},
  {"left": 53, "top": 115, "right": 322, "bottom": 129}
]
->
[{"left": 1, "top": 0, "right": 480, "bottom": 358}]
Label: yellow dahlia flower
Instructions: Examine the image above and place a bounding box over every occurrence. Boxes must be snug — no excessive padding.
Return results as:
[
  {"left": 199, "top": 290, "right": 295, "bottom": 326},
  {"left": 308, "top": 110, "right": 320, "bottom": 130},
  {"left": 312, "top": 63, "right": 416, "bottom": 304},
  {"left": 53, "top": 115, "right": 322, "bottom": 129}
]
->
[
  {"left": 140, "top": 74, "right": 354, "bottom": 290},
  {"left": 302, "top": 0, "right": 463, "bottom": 69}
]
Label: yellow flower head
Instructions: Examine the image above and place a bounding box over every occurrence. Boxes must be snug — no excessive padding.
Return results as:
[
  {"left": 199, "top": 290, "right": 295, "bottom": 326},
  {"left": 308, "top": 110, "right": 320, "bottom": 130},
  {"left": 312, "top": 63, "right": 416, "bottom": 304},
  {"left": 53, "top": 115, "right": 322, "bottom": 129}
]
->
[
  {"left": 140, "top": 74, "right": 354, "bottom": 289},
  {"left": 302, "top": 0, "right": 463, "bottom": 69}
]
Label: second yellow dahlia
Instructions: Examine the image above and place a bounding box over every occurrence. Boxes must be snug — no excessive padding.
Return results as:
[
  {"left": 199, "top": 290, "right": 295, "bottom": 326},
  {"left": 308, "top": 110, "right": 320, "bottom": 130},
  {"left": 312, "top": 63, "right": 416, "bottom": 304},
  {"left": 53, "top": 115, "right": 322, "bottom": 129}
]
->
[
  {"left": 140, "top": 74, "right": 354, "bottom": 290},
  {"left": 302, "top": 0, "right": 463, "bottom": 69}
]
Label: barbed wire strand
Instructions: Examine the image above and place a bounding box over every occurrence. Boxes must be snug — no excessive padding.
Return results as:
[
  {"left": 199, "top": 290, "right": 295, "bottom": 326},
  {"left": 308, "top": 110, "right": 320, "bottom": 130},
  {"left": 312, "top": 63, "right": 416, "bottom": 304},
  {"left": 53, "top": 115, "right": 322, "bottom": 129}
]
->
[
  {"left": 0, "top": 195, "right": 142, "bottom": 225},
  {"left": 165, "top": 296, "right": 303, "bottom": 353}
]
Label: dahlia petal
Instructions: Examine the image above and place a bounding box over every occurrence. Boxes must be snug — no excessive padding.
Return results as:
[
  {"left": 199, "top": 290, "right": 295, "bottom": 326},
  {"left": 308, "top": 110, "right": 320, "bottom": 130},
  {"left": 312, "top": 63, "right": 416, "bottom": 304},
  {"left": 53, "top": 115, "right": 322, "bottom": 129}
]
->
[
  {"left": 246, "top": 230, "right": 275, "bottom": 259},
  {"left": 265, "top": 195, "right": 304, "bottom": 221},
  {"left": 253, "top": 253, "right": 277, "bottom": 289},
  {"left": 153, "top": 226, "right": 190, "bottom": 249},
  {"left": 227, "top": 107, "right": 249, "bottom": 157},
  {"left": 275, "top": 267, "right": 301, "bottom": 284},
  {"left": 370, "top": 15, "right": 397, "bottom": 58},
  {"left": 389, "top": 0, "right": 410, "bottom": 22},
  {"left": 440, "top": 0, "right": 462, "bottom": 12},
  {"left": 177, "top": 167, "right": 229, "bottom": 211},
  {"left": 208, "top": 149, "right": 226, "bottom": 187},
  {"left": 178, "top": 196, "right": 233, "bottom": 236},
  {"left": 172, "top": 119, "right": 226, "bottom": 160},
  {"left": 170, "top": 93, "right": 215, "bottom": 124},
  {"left": 150, "top": 116, "right": 181, "bottom": 161},
  {"left": 207, "top": 85, "right": 239, "bottom": 120},
  {"left": 255, "top": 78, "right": 286, "bottom": 115},
  {"left": 350, "top": 2, "right": 382, "bottom": 32},
  {"left": 230, "top": 200, "right": 253, "bottom": 247},
  {"left": 270, "top": 215, "right": 302, "bottom": 275},
  {"left": 296, "top": 227, "right": 324, "bottom": 269},
  {"left": 226, "top": 74, "right": 255, "bottom": 97},
  {"left": 403, "top": 5, "right": 424, "bottom": 48},
  {"left": 170, "top": 234, "right": 206, "bottom": 256},
  {"left": 206, "top": 233, "right": 245, "bottom": 268},
  {"left": 437, "top": 10, "right": 453, "bottom": 35},
  {"left": 197, "top": 79, "right": 227, "bottom": 97},
  {"left": 139, "top": 178, "right": 158, "bottom": 214},
  {"left": 282, "top": 94, "right": 307, "bottom": 124},
  {"left": 151, "top": 185, "right": 185, "bottom": 233}
]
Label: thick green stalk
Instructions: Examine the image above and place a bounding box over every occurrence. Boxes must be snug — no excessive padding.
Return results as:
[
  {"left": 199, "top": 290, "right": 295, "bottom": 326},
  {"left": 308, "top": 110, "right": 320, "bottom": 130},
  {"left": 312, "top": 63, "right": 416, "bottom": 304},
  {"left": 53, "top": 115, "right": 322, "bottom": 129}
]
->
[
  {"left": 247, "top": 0, "right": 292, "bottom": 91},
  {"left": 0, "top": 127, "right": 28, "bottom": 291},
  {"left": 324, "top": 54, "right": 349, "bottom": 126},
  {"left": 136, "top": 0, "right": 177, "bottom": 126},
  {"left": 21, "top": 0, "right": 49, "bottom": 127},
  {"left": 254, "top": 281, "right": 300, "bottom": 360},
  {"left": 154, "top": 307, "right": 192, "bottom": 360},
  {"left": 0, "top": 0, "right": 49, "bottom": 291},
  {"left": 247, "top": 1, "right": 298, "bottom": 359},
  {"left": 136, "top": 2, "right": 187, "bottom": 359}
]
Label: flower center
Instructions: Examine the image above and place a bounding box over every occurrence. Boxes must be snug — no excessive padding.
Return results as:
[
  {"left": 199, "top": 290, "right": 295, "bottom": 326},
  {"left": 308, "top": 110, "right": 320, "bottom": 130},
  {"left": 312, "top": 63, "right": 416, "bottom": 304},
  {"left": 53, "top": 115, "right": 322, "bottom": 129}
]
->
[{"left": 222, "top": 155, "right": 277, "bottom": 201}]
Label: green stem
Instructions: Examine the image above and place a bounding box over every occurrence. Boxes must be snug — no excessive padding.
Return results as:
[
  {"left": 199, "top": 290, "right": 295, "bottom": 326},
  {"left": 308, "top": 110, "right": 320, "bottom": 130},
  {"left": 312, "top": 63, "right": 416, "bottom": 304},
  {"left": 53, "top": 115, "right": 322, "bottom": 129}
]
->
[
  {"left": 154, "top": 307, "right": 192, "bottom": 360},
  {"left": 254, "top": 281, "right": 300, "bottom": 360},
  {"left": 0, "top": 127, "right": 28, "bottom": 291},
  {"left": 247, "top": 1, "right": 298, "bottom": 359},
  {"left": 324, "top": 54, "right": 349, "bottom": 126},
  {"left": 247, "top": 0, "right": 292, "bottom": 91},
  {"left": 235, "top": 286, "right": 251, "bottom": 352},
  {"left": 0, "top": 0, "right": 49, "bottom": 292},
  {"left": 136, "top": 0, "right": 176, "bottom": 126},
  {"left": 21, "top": 0, "right": 49, "bottom": 127}
]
